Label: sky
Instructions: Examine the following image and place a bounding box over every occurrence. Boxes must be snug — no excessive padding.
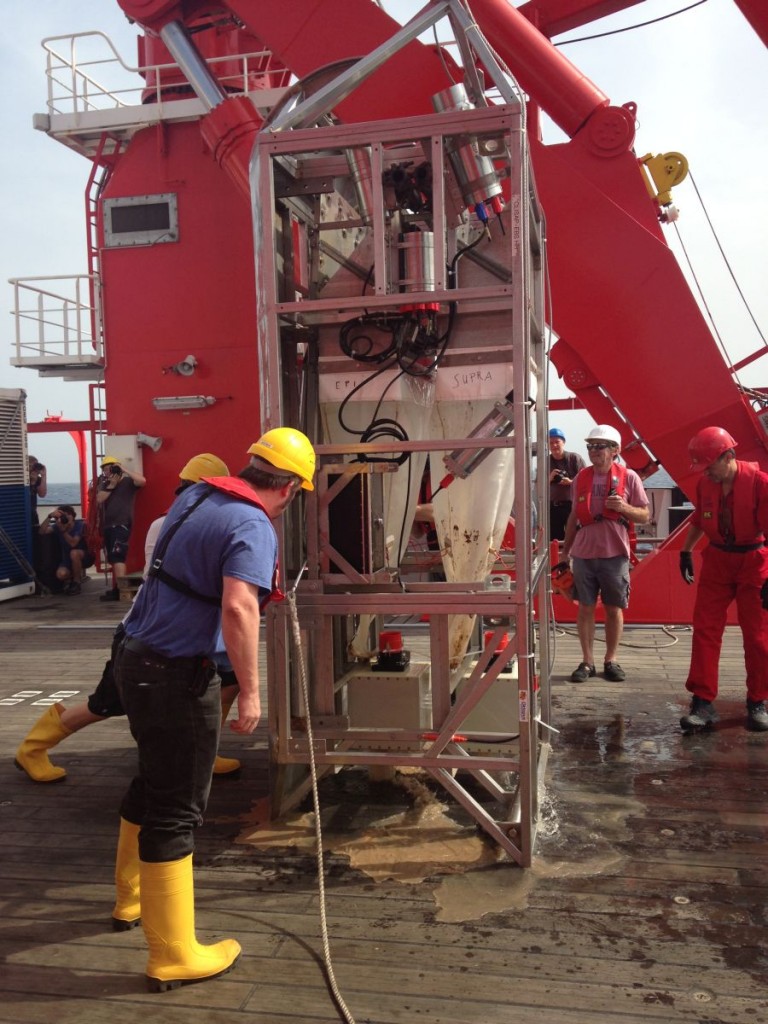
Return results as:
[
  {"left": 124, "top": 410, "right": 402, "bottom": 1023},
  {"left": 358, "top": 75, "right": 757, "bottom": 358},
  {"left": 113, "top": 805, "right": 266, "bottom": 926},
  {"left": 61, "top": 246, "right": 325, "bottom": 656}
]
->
[{"left": 1, "top": 0, "right": 766, "bottom": 481}]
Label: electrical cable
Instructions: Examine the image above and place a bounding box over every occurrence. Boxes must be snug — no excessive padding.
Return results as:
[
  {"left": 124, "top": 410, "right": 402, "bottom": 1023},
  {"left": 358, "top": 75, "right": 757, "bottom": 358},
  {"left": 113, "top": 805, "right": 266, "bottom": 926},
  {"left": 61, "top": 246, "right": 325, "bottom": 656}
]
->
[
  {"left": 286, "top": 590, "right": 359, "bottom": 1024},
  {"left": 336, "top": 224, "right": 486, "bottom": 474},
  {"left": 554, "top": 0, "right": 709, "bottom": 46},
  {"left": 359, "top": 417, "right": 410, "bottom": 464},
  {"left": 339, "top": 314, "right": 399, "bottom": 364},
  {"left": 337, "top": 365, "right": 411, "bottom": 467},
  {"left": 336, "top": 363, "right": 395, "bottom": 435},
  {"left": 452, "top": 227, "right": 486, "bottom": 266},
  {"left": 554, "top": 623, "right": 688, "bottom": 649}
]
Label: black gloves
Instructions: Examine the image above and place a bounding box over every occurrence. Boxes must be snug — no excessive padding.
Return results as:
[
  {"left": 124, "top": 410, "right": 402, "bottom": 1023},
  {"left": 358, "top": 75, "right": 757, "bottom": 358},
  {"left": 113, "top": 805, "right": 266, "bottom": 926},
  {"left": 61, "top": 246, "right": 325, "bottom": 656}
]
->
[
  {"left": 761, "top": 578, "right": 768, "bottom": 610},
  {"left": 679, "top": 551, "right": 694, "bottom": 585}
]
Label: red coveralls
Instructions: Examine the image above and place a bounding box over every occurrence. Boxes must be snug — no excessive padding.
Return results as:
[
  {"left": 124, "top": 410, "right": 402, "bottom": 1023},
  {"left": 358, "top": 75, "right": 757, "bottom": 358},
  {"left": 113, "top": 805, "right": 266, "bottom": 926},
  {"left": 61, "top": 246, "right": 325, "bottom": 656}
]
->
[{"left": 686, "top": 461, "right": 768, "bottom": 703}]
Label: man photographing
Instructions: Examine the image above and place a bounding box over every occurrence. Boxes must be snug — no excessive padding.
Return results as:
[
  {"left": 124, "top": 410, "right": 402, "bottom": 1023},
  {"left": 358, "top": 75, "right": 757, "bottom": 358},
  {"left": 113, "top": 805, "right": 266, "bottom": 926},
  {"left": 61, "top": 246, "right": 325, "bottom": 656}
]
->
[
  {"left": 28, "top": 455, "right": 48, "bottom": 526},
  {"left": 96, "top": 455, "right": 146, "bottom": 601},
  {"left": 39, "top": 504, "right": 94, "bottom": 595},
  {"left": 548, "top": 427, "right": 585, "bottom": 542}
]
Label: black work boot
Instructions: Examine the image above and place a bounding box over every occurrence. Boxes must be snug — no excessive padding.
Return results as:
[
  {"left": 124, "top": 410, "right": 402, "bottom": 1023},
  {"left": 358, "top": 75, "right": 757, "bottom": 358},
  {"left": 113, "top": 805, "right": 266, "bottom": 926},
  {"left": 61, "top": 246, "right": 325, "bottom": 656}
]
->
[
  {"left": 746, "top": 700, "right": 768, "bottom": 732},
  {"left": 680, "top": 696, "right": 718, "bottom": 733}
]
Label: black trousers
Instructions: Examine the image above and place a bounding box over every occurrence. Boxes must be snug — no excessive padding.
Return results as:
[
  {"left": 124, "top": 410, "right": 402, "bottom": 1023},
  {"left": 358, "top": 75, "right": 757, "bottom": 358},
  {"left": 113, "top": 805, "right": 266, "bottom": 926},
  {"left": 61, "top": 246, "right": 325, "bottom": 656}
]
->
[
  {"left": 550, "top": 502, "right": 572, "bottom": 542},
  {"left": 86, "top": 624, "right": 127, "bottom": 717},
  {"left": 114, "top": 642, "right": 220, "bottom": 862}
]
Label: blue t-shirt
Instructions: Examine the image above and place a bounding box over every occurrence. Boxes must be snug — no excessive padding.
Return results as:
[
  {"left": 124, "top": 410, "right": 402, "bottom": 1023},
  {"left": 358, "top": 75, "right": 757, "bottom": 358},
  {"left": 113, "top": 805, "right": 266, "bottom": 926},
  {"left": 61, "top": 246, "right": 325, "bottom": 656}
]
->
[
  {"left": 125, "top": 483, "right": 276, "bottom": 658},
  {"left": 58, "top": 519, "right": 88, "bottom": 555}
]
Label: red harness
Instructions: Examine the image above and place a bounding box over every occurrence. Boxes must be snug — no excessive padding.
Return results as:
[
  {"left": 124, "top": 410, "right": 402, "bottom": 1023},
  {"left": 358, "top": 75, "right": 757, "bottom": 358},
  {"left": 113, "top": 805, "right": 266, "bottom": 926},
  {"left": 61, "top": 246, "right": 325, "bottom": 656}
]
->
[
  {"left": 696, "top": 461, "right": 764, "bottom": 547},
  {"left": 575, "top": 464, "right": 628, "bottom": 525},
  {"left": 574, "top": 464, "right": 638, "bottom": 563}
]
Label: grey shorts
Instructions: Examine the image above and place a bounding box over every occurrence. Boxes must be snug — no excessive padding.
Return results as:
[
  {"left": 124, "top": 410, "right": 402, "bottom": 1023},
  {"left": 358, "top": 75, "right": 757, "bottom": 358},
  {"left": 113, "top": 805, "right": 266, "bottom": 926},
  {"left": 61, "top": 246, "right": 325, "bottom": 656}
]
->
[{"left": 572, "top": 555, "right": 630, "bottom": 609}]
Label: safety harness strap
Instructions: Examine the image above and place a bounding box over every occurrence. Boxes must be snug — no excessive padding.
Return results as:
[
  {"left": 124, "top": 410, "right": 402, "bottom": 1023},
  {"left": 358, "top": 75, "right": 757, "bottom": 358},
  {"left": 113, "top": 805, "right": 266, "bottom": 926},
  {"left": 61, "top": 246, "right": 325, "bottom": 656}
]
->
[{"left": 147, "top": 487, "right": 222, "bottom": 607}]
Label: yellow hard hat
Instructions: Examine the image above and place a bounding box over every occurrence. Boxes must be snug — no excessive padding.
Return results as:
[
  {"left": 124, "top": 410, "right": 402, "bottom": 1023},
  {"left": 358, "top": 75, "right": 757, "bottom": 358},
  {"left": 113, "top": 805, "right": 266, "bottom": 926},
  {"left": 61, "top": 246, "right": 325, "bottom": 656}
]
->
[
  {"left": 101, "top": 455, "right": 119, "bottom": 466},
  {"left": 179, "top": 453, "right": 229, "bottom": 483},
  {"left": 248, "top": 427, "right": 316, "bottom": 491}
]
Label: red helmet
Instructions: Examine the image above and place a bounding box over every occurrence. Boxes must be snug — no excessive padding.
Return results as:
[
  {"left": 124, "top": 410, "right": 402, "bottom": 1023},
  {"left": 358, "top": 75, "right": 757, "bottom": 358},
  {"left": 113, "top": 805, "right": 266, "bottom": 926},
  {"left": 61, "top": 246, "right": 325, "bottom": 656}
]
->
[{"left": 688, "top": 426, "right": 737, "bottom": 470}]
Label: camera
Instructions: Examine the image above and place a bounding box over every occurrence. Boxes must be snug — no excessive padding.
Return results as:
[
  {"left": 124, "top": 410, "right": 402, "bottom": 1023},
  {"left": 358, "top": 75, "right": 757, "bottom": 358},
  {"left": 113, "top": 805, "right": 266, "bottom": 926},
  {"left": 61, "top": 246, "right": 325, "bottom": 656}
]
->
[
  {"left": 108, "top": 464, "right": 123, "bottom": 477},
  {"left": 553, "top": 471, "right": 563, "bottom": 484}
]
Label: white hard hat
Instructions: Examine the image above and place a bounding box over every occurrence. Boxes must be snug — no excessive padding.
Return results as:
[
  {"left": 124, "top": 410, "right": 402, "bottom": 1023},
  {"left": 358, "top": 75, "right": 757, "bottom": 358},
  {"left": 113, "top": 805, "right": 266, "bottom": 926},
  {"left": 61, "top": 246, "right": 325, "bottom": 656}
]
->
[{"left": 585, "top": 424, "right": 621, "bottom": 446}]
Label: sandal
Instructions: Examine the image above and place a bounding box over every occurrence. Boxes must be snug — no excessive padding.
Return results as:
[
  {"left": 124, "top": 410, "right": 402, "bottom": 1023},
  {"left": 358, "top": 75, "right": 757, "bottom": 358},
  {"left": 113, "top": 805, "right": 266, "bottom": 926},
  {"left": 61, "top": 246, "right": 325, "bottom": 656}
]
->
[{"left": 570, "top": 662, "right": 596, "bottom": 683}]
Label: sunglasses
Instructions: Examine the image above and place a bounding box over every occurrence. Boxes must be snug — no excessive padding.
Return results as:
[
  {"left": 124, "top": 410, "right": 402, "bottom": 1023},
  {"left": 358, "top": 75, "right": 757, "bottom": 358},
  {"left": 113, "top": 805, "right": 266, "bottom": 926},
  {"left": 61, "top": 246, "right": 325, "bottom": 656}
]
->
[{"left": 586, "top": 442, "right": 613, "bottom": 451}]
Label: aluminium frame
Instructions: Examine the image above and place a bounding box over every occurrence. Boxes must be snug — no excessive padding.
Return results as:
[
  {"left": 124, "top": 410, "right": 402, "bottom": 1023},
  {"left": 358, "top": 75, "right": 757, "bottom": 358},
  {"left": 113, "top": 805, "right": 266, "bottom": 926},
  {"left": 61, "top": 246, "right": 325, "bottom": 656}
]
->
[{"left": 252, "top": 102, "right": 551, "bottom": 865}]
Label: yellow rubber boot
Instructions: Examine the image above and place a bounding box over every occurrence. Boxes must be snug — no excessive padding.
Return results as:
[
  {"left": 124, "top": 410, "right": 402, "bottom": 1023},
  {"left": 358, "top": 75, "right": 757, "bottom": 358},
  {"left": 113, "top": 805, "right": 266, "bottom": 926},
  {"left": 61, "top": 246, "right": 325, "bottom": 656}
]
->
[
  {"left": 213, "top": 693, "right": 241, "bottom": 776},
  {"left": 112, "top": 818, "right": 142, "bottom": 931},
  {"left": 140, "top": 854, "right": 241, "bottom": 992},
  {"left": 213, "top": 753, "right": 241, "bottom": 775},
  {"left": 14, "top": 704, "right": 72, "bottom": 782}
]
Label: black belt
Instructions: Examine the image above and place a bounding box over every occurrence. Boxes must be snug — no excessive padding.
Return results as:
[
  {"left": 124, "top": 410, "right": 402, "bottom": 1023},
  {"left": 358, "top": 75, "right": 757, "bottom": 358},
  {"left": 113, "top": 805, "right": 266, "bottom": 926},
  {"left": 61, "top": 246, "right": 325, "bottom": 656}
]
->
[
  {"left": 709, "top": 541, "right": 765, "bottom": 553},
  {"left": 122, "top": 635, "right": 208, "bottom": 671}
]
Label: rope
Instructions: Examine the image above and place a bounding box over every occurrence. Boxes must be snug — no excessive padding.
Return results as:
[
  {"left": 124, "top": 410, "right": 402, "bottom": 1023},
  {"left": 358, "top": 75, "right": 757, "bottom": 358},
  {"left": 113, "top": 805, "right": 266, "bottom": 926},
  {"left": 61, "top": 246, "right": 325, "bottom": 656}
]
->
[{"left": 286, "top": 591, "right": 358, "bottom": 1024}]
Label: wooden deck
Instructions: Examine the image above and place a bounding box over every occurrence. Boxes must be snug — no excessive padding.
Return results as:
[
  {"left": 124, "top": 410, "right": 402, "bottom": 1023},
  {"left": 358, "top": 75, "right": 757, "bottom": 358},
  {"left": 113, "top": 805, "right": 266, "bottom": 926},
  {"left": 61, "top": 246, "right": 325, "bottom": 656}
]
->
[{"left": 1, "top": 580, "right": 767, "bottom": 1024}]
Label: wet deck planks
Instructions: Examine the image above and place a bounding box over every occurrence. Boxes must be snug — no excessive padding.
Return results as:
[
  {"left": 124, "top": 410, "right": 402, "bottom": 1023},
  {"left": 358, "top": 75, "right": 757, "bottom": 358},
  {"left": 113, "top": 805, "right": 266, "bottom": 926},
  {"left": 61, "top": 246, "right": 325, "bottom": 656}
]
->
[{"left": 1, "top": 585, "right": 767, "bottom": 1024}]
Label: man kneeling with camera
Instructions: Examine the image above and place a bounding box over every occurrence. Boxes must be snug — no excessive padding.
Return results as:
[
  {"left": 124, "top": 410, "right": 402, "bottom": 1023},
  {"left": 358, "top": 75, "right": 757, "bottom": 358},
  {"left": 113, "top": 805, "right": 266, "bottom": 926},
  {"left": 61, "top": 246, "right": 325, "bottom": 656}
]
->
[{"left": 40, "top": 505, "right": 95, "bottom": 595}]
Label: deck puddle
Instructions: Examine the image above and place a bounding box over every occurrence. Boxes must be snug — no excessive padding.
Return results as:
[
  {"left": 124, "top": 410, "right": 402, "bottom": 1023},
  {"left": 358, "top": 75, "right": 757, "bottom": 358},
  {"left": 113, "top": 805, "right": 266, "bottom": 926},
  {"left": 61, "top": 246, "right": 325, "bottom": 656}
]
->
[{"left": 433, "top": 846, "right": 627, "bottom": 921}]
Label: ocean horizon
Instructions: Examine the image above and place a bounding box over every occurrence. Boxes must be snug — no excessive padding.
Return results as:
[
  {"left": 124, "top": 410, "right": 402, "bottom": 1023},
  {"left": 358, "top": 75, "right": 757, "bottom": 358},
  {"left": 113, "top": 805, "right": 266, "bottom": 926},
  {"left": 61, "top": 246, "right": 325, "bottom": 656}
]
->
[{"left": 39, "top": 483, "right": 82, "bottom": 506}]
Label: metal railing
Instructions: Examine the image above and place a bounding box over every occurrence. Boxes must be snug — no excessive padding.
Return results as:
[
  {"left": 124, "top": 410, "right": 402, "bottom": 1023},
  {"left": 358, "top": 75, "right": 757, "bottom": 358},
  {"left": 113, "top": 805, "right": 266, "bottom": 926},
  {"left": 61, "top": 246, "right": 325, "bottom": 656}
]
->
[
  {"left": 40, "top": 31, "right": 288, "bottom": 117},
  {"left": 9, "top": 275, "right": 102, "bottom": 365},
  {"left": 13, "top": 34, "right": 288, "bottom": 372}
]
